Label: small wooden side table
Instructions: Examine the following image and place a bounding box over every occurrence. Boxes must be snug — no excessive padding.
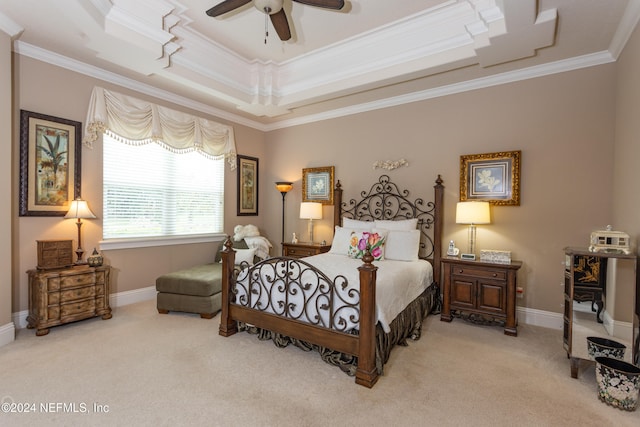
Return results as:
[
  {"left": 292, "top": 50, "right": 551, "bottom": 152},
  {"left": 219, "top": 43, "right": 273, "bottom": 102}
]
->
[
  {"left": 441, "top": 257, "right": 522, "bottom": 336},
  {"left": 282, "top": 242, "right": 331, "bottom": 259}
]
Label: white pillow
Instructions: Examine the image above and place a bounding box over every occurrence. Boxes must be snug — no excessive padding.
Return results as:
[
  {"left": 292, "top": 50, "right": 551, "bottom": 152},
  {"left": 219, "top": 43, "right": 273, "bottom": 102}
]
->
[
  {"left": 374, "top": 218, "right": 418, "bottom": 231},
  {"left": 342, "top": 218, "right": 373, "bottom": 230},
  {"left": 347, "top": 230, "right": 387, "bottom": 261},
  {"left": 383, "top": 229, "right": 421, "bottom": 262},
  {"left": 329, "top": 226, "right": 353, "bottom": 256},
  {"left": 235, "top": 248, "right": 257, "bottom": 265}
]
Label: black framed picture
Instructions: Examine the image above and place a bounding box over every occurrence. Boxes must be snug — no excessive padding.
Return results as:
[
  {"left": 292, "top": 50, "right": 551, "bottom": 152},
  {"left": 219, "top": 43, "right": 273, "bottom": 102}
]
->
[
  {"left": 237, "top": 155, "right": 258, "bottom": 216},
  {"left": 19, "top": 110, "right": 82, "bottom": 216}
]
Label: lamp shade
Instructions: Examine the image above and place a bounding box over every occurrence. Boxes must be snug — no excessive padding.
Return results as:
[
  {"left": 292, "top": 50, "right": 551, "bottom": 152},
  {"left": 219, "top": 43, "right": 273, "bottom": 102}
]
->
[
  {"left": 275, "top": 182, "right": 293, "bottom": 193},
  {"left": 456, "top": 201, "right": 490, "bottom": 225},
  {"left": 300, "top": 202, "right": 322, "bottom": 220},
  {"left": 64, "top": 198, "right": 96, "bottom": 219}
]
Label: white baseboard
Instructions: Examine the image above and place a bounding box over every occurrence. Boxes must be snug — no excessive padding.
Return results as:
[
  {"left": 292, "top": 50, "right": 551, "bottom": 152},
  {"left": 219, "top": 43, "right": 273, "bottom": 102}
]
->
[
  {"left": 109, "top": 285, "right": 157, "bottom": 308},
  {"left": 10, "top": 285, "right": 157, "bottom": 331},
  {"left": 518, "top": 306, "right": 563, "bottom": 330},
  {"left": 602, "top": 310, "right": 633, "bottom": 339},
  {"left": 0, "top": 322, "right": 16, "bottom": 347}
]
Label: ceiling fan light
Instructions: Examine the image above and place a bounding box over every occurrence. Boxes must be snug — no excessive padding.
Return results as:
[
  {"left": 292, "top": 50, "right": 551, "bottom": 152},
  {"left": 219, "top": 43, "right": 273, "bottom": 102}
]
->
[{"left": 254, "top": 0, "right": 283, "bottom": 15}]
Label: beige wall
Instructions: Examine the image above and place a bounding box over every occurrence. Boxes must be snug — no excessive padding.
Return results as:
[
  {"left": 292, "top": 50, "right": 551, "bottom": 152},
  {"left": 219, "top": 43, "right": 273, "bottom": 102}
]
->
[
  {"left": 1, "top": 30, "right": 13, "bottom": 335},
  {"left": 9, "top": 25, "right": 639, "bottom": 319},
  {"left": 11, "top": 55, "right": 265, "bottom": 312},
  {"left": 612, "top": 23, "right": 640, "bottom": 318},
  {"left": 263, "top": 64, "right": 618, "bottom": 314}
]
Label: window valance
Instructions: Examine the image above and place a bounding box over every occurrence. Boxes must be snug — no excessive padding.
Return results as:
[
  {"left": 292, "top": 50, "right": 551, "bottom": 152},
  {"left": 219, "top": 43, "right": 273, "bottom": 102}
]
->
[{"left": 83, "top": 86, "right": 237, "bottom": 169}]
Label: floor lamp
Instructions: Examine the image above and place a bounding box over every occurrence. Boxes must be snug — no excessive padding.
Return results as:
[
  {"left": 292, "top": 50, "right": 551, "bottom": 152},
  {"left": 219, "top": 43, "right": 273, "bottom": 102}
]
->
[
  {"left": 275, "top": 182, "right": 293, "bottom": 254},
  {"left": 65, "top": 198, "right": 96, "bottom": 264}
]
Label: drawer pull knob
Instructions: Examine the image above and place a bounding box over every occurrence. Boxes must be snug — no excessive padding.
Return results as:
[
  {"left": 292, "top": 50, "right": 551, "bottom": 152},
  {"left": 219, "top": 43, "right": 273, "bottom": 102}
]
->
[
  {"left": 492, "top": 273, "right": 498, "bottom": 277},
  {"left": 458, "top": 269, "right": 463, "bottom": 273}
]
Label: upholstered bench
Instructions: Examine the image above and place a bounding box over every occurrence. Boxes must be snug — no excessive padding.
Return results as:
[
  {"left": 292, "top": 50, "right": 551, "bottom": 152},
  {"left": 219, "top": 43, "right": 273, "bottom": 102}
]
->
[
  {"left": 155, "top": 239, "right": 258, "bottom": 318},
  {"left": 156, "top": 263, "right": 223, "bottom": 319}
]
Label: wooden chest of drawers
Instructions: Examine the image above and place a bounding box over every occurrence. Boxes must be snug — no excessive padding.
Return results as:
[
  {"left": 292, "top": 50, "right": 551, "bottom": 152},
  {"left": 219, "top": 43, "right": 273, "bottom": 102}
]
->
[{"left": 27, "top": 265, "right": 112, "bottom": 336}]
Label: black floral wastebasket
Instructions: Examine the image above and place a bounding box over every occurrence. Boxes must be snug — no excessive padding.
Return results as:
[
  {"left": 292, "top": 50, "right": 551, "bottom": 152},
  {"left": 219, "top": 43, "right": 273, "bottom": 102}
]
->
[{"left": 595, "top": 356, "right": 640, "bottom": 411}]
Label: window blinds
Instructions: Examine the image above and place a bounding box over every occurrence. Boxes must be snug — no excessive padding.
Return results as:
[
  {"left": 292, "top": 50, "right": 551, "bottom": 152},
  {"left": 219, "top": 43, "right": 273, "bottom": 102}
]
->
[{"left": 102, "top": 134, "right": 224, "bottom": 239}]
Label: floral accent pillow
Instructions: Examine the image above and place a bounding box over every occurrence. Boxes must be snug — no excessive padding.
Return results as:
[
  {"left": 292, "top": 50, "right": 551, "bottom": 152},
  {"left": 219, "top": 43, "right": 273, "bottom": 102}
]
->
[{"left": 348, "top": 231, "right": 386, "bottom": 261}]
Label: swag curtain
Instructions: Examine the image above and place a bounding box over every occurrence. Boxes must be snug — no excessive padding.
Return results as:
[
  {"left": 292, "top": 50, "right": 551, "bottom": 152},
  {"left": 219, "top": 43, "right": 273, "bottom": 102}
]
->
[{"left": 83, "top": 86, "right": 237, "bottom": 169}]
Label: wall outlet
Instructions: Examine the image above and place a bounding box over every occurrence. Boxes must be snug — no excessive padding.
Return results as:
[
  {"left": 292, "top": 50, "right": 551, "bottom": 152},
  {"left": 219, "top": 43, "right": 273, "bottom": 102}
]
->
[{"left": 516, "top": 286, "right": 524, "bottom": 298}]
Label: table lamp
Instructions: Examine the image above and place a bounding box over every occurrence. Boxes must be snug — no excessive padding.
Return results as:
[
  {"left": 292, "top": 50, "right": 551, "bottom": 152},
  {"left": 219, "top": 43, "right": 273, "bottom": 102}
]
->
[
  {"left": 299, "top": 202, "right": 322, "bottom": 243},
  {"left": 65, "top": 198, "right": 96, "bottom": 264},
  {"left": 456, "top": 201, "right": 490, "bottom": 260}
]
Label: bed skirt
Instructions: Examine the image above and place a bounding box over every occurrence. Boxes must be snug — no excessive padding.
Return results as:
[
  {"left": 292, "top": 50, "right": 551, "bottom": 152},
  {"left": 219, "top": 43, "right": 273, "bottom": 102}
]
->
[{"left": 238, "top": 283, "right": 440, "bottom": 377}]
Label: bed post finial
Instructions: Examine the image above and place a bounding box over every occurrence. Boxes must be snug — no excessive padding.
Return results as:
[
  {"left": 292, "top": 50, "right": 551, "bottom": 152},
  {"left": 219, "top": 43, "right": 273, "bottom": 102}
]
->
[
  {"left": 223, "top": 235, "right": 233, "bottom": 251},
  {"left": 362, "top": 250, "right": 374, "bottom": 265}
]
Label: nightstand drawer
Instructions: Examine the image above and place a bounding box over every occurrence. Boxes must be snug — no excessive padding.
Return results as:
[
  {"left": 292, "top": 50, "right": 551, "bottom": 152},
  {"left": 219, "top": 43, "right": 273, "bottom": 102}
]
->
[
  {"left": 451, "top": 266, "right": 506, "bottom": 281},
  {"left": 60, "top": 272, "right": 96, "bottom": 289},
  {"left": 60, "top": 286, "right": 96, "bottom": 303},
  {"left": 286, "top": 247, "right": 317, "bottom": 257},
  {"left": 282, "top": 243, "right": 330, "bottom": 259},
  {"left": 61, "top": 298, "right": 96, "bottom": 317}
]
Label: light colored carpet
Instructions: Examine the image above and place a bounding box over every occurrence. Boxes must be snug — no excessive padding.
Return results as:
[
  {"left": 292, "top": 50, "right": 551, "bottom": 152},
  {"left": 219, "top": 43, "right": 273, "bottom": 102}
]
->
[{"left": 1, "top": 300, "right": 638, "bottom": 426}]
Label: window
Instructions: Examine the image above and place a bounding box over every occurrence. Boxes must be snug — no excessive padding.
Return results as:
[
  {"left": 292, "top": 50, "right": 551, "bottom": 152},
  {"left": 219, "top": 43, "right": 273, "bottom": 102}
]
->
[{"left": 102, "top": 133, "right": 224, "bottom": 241}]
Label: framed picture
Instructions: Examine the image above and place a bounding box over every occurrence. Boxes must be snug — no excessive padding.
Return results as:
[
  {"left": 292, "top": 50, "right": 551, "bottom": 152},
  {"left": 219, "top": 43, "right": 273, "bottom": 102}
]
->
[
  {"left": 19, "top": 110, "right": 82, "bottom": 216},
  {"left": 460, "top": 150, "right": 521, "bottom": 206},
  {"left": 302, "top": 166, "right": 335, "bottom": 205},
  {"left": 237, "top": 155, "right": 259, "bottom": 216}
]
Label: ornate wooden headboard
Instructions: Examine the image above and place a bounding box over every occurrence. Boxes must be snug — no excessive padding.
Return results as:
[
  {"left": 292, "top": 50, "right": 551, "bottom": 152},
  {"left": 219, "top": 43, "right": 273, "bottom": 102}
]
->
[{"left": 332, "top": 175, "right": 444, "bottom": 288}]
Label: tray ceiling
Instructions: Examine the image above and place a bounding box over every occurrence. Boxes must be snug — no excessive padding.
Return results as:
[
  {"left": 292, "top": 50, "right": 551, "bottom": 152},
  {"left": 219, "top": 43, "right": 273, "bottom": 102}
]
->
[{"left": 0, "top": 0, "right": 638, "bottom": 130}]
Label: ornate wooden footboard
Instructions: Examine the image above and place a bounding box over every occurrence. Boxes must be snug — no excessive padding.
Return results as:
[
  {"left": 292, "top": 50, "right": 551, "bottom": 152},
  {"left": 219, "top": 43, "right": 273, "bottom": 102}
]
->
[
  {"left": 219, "top": 175, "right": 444, "bottom": 388},
  {"left": 219, "top": 247, "right": 380, "bottom": 387}
]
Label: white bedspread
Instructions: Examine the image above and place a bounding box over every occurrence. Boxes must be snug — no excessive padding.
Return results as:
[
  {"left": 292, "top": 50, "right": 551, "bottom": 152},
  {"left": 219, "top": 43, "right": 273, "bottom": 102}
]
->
[{"left": 233, "top": 253, "right": 433, "bottom": 333}]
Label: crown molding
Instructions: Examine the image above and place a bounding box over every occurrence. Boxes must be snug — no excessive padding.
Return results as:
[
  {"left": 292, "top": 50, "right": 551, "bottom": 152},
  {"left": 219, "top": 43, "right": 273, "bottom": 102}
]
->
[
  {"left": 0, "top": 11, "right": 23, "bottom": 38},
  {"left": 13, "top": 41, "right": 267, "bottom": 131},
  {"left": 609, "top": 0, "right": 640, "bottom": 59},
  {"left": 261, "top": 50, "right": 616, "bottom": 131},
  {"left": 14, "top": 39, "right": 617, "bottom": 133}
]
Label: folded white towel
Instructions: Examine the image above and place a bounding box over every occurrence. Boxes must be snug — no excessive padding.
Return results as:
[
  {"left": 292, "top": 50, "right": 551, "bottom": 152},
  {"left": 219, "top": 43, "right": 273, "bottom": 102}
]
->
[{"left": 243, "top": 236, "right": 272, "bottom": 260}]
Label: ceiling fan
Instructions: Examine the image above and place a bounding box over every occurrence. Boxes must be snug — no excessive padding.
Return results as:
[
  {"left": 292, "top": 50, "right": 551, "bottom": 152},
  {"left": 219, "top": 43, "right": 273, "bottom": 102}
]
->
[{"left": 205, "top": 0, "right": 345, "bottom": 42}]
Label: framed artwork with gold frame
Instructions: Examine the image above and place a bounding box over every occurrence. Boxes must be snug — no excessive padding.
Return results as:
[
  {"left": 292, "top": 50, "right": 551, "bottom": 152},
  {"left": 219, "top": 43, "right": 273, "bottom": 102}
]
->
[
  {"left": 302, "top": 166, "right": 334, "bottom": 205},
  {"left": 19, "top": 110, "right": 82, "bottom": 217},
  {"left": 460, "top": 150, "right": 521, "bottom": 206}
]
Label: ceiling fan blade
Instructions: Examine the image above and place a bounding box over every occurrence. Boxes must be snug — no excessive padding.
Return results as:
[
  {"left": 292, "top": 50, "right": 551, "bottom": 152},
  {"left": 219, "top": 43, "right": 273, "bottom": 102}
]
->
[
  {"left": 206, "top": 0, "right": 252, "bottom": 17},
  {"left": 293, "top": 0, "right": 345, "bottom": 10},
  {"left": 270, "top": 9, "right": 291, "bottom": 41}
]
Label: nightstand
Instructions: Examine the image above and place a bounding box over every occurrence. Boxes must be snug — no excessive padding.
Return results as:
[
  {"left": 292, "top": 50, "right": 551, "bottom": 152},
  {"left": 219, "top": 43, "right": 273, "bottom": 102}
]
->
[
  {"left": 282, "top": 242, "right": 331, "bottom": 258},
  {"left": 440, "top": 257, "right": 522, "bottom": 336}
]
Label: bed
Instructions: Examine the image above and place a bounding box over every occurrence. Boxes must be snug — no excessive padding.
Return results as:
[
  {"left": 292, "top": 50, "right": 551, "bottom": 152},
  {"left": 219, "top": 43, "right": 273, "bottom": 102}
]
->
[{"left": 219, "top": 174, "right": 444, "bottom": 387}]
